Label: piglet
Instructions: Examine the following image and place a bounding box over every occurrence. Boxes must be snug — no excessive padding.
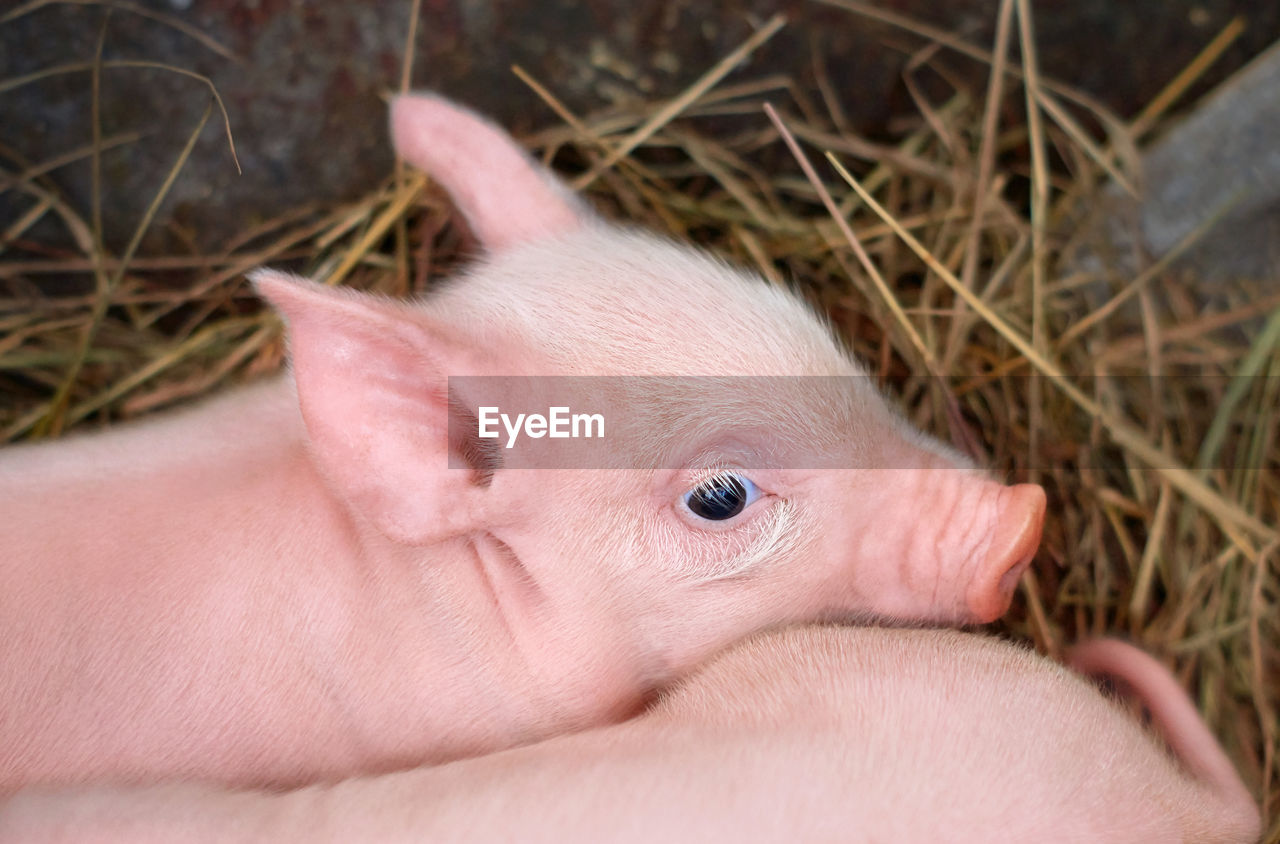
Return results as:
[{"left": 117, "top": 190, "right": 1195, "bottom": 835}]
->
[
  {"left": 0, "top": 627, "right": 1258, "bottom": 843},
  {"left": 0, "top": 93, "right": 1045, "bottom": 791}
]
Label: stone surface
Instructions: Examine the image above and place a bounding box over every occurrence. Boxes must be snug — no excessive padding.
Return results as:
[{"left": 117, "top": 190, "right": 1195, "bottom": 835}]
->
[
  {"left": 1, "top": 0, "right": 1278, "bottom": 265},
  {"left": 1135, "top": 39, "right": 1280, "bottom": 280}
]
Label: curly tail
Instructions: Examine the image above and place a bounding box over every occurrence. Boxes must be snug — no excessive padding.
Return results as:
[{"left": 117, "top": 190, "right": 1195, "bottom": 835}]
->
[{"left": 1068, "top": 639, "right": 1260, "bottom": 840}]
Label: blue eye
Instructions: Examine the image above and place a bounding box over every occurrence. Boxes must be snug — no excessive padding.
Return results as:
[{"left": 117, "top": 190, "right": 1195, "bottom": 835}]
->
[{"left": 682, "top": 473, "right": 761, "bottom": 521}]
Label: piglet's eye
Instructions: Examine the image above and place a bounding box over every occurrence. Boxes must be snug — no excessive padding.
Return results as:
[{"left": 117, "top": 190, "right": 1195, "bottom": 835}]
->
[{"left": 683, "top": 473, "right": 761, "bottom": 521}]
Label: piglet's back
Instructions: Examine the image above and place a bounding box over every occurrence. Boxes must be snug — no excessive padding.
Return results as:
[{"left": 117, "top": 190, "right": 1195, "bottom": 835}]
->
[{"left": 640, "top": 626, "right": 1260, "bottom": 843}]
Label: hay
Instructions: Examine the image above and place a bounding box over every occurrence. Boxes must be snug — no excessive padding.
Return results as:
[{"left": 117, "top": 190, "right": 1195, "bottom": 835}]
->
[{"left": 2, "top": 0, "right": 1276, "bottom": 832}]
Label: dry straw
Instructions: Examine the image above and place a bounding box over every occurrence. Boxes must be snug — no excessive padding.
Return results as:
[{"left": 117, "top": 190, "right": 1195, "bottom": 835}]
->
[{"left": 1, "top": 0, "right": 1276, "bottom": 832}]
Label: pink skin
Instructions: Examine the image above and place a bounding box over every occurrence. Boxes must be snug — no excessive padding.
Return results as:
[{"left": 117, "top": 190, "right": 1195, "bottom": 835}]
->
[
  {"left": 0, "top": 94, "right": 1044, "bottom": 792},
  {"left": 0, "top": 627, "right": 1259, "bottom": 843}
]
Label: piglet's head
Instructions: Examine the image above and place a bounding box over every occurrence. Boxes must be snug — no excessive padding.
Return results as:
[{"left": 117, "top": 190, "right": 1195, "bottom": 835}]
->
[{"left": 256, "top": 93, "right": 1044, "bottom": 680}]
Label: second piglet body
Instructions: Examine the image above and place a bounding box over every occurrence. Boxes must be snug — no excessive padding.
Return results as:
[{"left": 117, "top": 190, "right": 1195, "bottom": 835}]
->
[
  {"left": 0, "top": 94, "right": 1044, "bottom": 791},
  {"left": 0, "top": 629, "right": 1258, "bottom": 843}
]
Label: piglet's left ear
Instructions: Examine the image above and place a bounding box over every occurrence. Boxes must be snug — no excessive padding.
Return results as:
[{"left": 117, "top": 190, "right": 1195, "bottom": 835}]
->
[
  {"left": 390, "top": 93, "right": 592, "bottom": 251},
  {"left": 253, "top": 270, "right": 488, "bottom": 546}
]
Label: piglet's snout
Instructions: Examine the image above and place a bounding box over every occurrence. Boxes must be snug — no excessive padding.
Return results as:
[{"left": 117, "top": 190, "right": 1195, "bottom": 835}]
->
[
  {"left": 964, "top": 482, "right": 1046, "bottom": 623},
  {"left": 830, "top": 471, "right": 1045, "bottom": 625}
]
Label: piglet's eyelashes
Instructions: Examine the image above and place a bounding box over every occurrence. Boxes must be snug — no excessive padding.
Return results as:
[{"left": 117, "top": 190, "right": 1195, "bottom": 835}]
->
[{"left": 682, "top": 471, "right": 762, "bottom": 521}]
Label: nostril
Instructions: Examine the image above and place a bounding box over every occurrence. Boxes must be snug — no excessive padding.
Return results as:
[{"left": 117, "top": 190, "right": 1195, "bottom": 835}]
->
[
  {"left": 999, "top": 485, "right": 1046, "bottom": 588},
  {"left": 967, "top": 483, "right": 1047, "bottom": 622},
  {"left": 997, "top": 548, "right": 1036, "bottom": 599}
]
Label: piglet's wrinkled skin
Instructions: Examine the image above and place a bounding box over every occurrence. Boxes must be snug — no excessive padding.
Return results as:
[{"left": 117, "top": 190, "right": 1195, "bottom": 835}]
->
[
  {"left": 0, "top": 628, "right": 1259, "bottom": 843},
  {"left": 0, "top": 94, "right": 1044, "bottom": 791}
]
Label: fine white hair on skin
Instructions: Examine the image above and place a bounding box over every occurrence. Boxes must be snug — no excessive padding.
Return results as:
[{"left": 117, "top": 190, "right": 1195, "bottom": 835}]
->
[
  {"left": 696, "top": 499, "right": 805, "bottom": 583},
  {"left": 631, "top": 494, "right": 807, "bottom": 585}
]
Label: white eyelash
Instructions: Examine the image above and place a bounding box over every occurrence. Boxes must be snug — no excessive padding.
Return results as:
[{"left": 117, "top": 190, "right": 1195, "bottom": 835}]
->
[{"left": 690, "top": 466, "right": 737, "bottom": 491}]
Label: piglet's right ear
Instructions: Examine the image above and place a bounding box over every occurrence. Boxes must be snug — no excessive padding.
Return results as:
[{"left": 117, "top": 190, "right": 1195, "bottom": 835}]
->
[
  {"left": 390, "top": 93, "right": 592, "bottom": 251},
  {"left": 253, "top": 270, "right": 486, "bottom": 546}
]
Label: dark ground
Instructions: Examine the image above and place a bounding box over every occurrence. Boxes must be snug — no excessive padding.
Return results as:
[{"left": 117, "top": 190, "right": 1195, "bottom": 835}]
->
[{"left": 2, "top": 0, "right": 1279, "bottom": 260}]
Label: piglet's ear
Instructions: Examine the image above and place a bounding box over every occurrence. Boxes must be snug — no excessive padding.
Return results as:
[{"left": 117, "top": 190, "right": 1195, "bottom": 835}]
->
[
  {"left": 253, "top": 270, "right": 484, "bottom": 546},
  {"left": 390, "top": 92, "right": 591, "bottom": 251}
]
